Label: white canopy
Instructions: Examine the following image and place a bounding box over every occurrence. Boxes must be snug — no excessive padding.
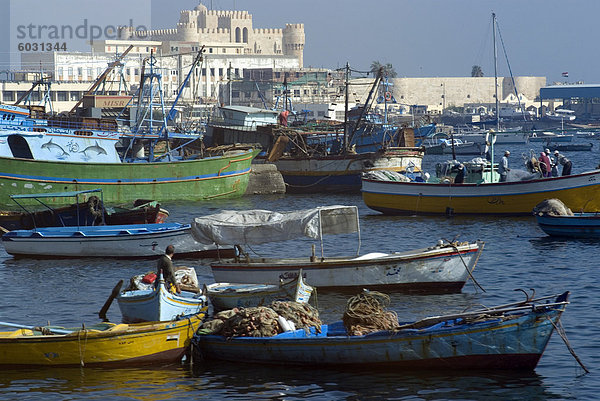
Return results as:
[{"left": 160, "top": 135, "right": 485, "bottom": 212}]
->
[{"left": 191, "top": 205, "right": 359, "bottom": 246}]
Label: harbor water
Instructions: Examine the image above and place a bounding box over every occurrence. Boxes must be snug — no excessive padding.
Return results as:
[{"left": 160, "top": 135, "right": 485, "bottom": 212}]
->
[{"left": 1, "top": 136, "right": 599, "bottom": 400}]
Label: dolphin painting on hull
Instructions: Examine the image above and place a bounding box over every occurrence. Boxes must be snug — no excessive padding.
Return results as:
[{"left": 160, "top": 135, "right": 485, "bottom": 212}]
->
[
  {"left": 41, "top": 138, "right": 69, "bottom": 158},
  {"left": 80, "top": 141, "right": 108, "bottom": 157}
]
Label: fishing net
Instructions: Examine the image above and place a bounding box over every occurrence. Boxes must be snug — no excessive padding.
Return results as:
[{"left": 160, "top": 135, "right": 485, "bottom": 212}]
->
[
  {"left": 198, "top": 301, "right": 322, "bottom": 337},
  {"left": 270, "top": 301, "right": 322, "bottom": 331},
  {"left": 342, "top": 291, "right": 398, "bottom": 336},
  {"left": 533, "top": 198, "right": 573, "bottom": 216}
]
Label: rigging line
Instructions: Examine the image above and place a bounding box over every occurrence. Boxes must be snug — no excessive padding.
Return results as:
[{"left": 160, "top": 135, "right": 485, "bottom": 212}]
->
[{"left": 495, "top": 19, "right": 527, "bottom": 122}]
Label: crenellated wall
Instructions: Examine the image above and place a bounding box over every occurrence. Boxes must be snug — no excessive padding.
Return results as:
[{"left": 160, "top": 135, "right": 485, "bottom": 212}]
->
[{"left": 118, "top": 2, "right": 304, "bottom": 66}]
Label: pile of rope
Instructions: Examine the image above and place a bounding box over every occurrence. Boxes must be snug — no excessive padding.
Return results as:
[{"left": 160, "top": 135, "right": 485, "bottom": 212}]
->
[
  {"left": 342, "top": 291, "right": 398, "bottom": 336},
  {"left": 198, "top": 301, "right": 321, "bottom": 338}
]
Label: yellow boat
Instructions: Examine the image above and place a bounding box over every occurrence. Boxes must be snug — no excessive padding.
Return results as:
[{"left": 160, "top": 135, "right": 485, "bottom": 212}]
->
[
  {"left": 0, "top": 310, "right": 206, "bottom": 367},
  {"left": 362, "top": 170, "right": 600, "bottom": 215}
]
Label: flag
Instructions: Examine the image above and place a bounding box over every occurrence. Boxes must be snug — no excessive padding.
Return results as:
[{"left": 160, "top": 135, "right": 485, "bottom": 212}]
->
[{"left": 562, "top": 72, "right": 569, "bottom": 77}]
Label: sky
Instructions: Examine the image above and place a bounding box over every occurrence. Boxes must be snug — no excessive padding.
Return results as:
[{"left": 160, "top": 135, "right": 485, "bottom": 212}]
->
[{"left": 5, "top": 0, "right": 600, "bottom": 84}]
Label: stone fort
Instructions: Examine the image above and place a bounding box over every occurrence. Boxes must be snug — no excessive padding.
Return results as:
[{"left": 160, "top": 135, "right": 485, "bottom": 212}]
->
[{"left": 119, "top": 2, "right": 305, "bottom": 66}]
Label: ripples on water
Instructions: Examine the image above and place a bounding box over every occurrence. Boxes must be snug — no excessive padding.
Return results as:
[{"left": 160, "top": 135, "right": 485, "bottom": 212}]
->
[{"left": 1, "top": 139, "right": 599, "bottom": 399}]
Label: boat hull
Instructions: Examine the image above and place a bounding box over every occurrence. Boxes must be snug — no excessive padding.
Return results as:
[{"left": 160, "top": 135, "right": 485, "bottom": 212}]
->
[
  {"left": 0, "top": 313, "right": 205, "bottom": 367},
  {"left": 362, "top": 170, "right": 600, "bottom": 215},
  {"left": 117, "top": 282, "right": 206, "bottom": 323},
  {"left": 211, "top": 242, "right": 483, "bottom": 292},
  {"left": 274, "top": 149, "right": 423, "bottom": 193},
  {"left": 2, "top": 223, "right": 230, "bottom": 258},
  {"left": 0, "top": 149, "right": 259, "bottom": 205},
  {"left": 194, "top": 307, "right": 563, "bottom": 370},
  {"left": 536, "top": 213, "right": 600, "bottom": 238}
]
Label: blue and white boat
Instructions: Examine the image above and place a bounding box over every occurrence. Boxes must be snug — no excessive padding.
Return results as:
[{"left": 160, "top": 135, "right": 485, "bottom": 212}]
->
[
  {"left": 536, "top": 213, "right": 600, "bottom": 238},
  {"left": 193, "top": 291, "right": 569, "bottom": 370},
  {"left": 117, "top": 270, "right": 207, "bottom": 323},
  {"left": 204, "top": 273, "right": 314, "bottom": 312},
  {"left": 2, "top": 222, "right": 229, "bottom": 258}
]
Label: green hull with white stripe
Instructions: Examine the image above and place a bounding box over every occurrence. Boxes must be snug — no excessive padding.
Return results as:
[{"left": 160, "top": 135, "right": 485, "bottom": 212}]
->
[{"left": 0, "top": 149, "right": 259, "bottom": 206}]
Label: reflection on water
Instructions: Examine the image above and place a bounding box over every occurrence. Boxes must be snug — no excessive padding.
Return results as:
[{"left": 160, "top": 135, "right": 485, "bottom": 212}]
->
[
  {"left": 191, "top": 361, "right": 564, "bottom": 401},
  {"left": 0, "top": 185, "right": 599, "bottom": 399}
]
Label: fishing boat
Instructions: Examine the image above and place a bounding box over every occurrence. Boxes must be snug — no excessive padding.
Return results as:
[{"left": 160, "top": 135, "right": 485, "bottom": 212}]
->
[
  {"left": 528, "top": 132, "right": 573, "bottom": 143},
  {"left": 0, "top": 189, "right": 168, "bottom": 231},
  {"left": 193, "top": 291, "right": 569, "bottom": 370},
  {"left": 2, "top": 222, "right": 232, "bottom": 259},
  {"left": 271, "top": 147, "right": 424, "bottom": 193},
  {"left": 0, "top": 312, "right": 206, "bottom": 367},
  {"left": 546, "top": 142, "right": 593, "bottom": 152},
  {"left": 117, "top": 268, "right": 207, "bottom": 323},
  {"left": 535, "top": 212, "right": 600, "bottom": 238},
  {"left": 0, "top": 52, "right": 258, "bottom": 206},
  {"left": 204, "top": 273, "right": 314, "bottom": 312},
  {"left": 424, "top": 138, "right": 484, "bottom": 156},
  {"left": 191, "top": 206, "right": 484, "bottom": 292}
]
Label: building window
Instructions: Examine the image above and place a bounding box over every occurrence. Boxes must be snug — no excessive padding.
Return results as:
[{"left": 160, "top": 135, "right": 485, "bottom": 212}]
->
[
  {"left": 209, "top": 48, "right": 213, "bottom": 53},
  {"left": 293, "top": 89, "right": 300, "bottom": 96},
  {"left": 70, "top": 91, "right": 80, "bottom": 101},
  {"left": 275, "top": 72, "right": 281, "bottom": 78},
  {"left": 232, "top": 91, "right": 240, "bottom": 98},
  {"left": 219, "top": 68, "right": 223, "bottom": 77},
  {"left": 57, "top": 91, "right": 68, "bottom": 101},
  {"left": 243, "top": 27, "right": 248, "bottom": 43},
  {"left": 202, "top": 68, "right": 206, "bottom": 76},
  {"left": 2, "top": 91, "right": 14, "bottom": 102},
  {"left": 304, "top": 89, "right": 308, "bottom": 95},
  {"left": 222, "top": 48, "right": 226, "bottom": 53},
  {"left": 244, "top": 92, "right": 251, "bottom": 98},
  {"left": 87, "top": 67, "right": 93, "bottom": 78},
  {"left": 235, "top": 27, "right": 241, "bottom": 43},
  {"left": 467, "top": 94, "right": 471, "bottom": 98},
  {"left": 77, "top": 67, "right": 83, "bottom": 77},
  {"left": 210, "top": 68, "right": 215, "bottom": 76}
]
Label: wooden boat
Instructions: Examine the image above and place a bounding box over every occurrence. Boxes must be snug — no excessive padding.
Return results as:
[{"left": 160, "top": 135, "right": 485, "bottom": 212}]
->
[
  {"left": 191, "top": 206, "right": 484, "bottom": 292},
  {"left": 0, "top": 312, "right": 206, "bottom": 367},
  {"left": 528, "top": 132, "right": 573, "bottom": 142},
  {"left": 535, "top": 212, "right": 600, "bottom": 238},
  {"left": 2, "top": 222, "right": 233, "bottom": 259},
  {"left": 0, "top": 55, "right": 258, "bottom": 206},
  {"left": 271, "top": 147, "right": 424, "bottom": 193},
  {"left": 117, "top": 269, "right": 207, "bottom": 323},
  {"left": 424, "top": 138, "right": 484, "bottom": 155},
  {"left": 193, "top": 292, "right": 569, "bottom": 370},
  {"left": 546, "top": 142, "right": 593, "bottom": 152},
  {"left": 204, "top": 273, "right": 314, "bottom": 312},
  {"left": 0, "top": 189, "right": 168, "bottom": 231},
  {"left": 362, "top": 169, "right": 600, "bottom": 215}
]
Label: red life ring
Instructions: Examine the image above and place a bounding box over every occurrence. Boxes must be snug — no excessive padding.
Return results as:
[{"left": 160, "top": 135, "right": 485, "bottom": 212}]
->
[{"left": 384, "top": 91, "right": 392, "bottom": 101}]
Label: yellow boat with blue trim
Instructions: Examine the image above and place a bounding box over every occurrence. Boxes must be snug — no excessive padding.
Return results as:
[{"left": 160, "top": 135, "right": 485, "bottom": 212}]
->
[
  {"left": 362, "top": 164, "right": 600, "bottom": 215},
  {"left": 0, "top": 311, "right": 206, "bottom": 367}
]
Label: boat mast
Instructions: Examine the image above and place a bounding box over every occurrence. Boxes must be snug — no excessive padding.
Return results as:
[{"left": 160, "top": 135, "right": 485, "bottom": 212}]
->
[
  {"left": 344, "top": 62, "right": 349, "bottom": 151},
  {"left": 492, "top": 12, "right": 499, "bottom": 133}
]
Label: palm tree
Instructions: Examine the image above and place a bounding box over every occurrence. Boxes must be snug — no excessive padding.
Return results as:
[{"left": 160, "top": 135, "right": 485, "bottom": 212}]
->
[
  {"left": 471, "top": 65, "right": 484, "bottom": 77},
  {"left": 370, "top": 61, "right": 397, "bottom": 78}
]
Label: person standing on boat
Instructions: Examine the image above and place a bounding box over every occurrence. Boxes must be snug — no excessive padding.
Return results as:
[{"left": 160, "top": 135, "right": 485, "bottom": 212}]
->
[
  {"left": 555, "top": 151, "right": 573, "bottom": 176},
  {"left": 539, "top": 152, "right": 552, "bottom": 178},
  {"left": 547, "top": 149, "right": 559, "bottom": 177},
  {"left": 454, "top": 164, "right": 465, "bottom": 184},
  {"left": 498, "top": 151, "right": 510, "bottom": 182},
  {"left": 157, "top": 245, "right": 181, "bottom": 294}
]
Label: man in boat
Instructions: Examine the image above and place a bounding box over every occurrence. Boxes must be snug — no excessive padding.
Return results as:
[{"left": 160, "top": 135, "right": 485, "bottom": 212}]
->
[
  {"left": 156, "top": 245, "right": 181, "bottom": 294},
  {"left": 454, "top": 164, "right": 465, "bottom": 184},
  {"left": 547, "top": 148, "right": 559, "bottom": 177},
  {"left": 555, "top": 151, "right": 573, "bottom": 176},
  {"left": 498, "top": 150, "right": 510, "bottom": 182},
  {"left": 539, "top": 152, "right": 552, "bottom": 178}
]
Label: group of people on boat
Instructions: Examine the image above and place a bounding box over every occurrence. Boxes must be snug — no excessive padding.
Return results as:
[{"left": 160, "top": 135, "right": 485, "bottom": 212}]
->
[{"left": 541, "top": 148, "right": 572, "bottom": 177}]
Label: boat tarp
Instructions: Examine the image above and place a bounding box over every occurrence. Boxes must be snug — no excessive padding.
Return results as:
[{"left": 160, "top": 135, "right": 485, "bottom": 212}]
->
[{"left": 191, "top": 205, "right": 359, "bottom": 245}]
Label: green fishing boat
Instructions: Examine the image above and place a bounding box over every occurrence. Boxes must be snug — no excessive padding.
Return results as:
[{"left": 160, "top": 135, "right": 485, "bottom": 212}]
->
[
  {"left": 0, "top": 148, "right": 259, "bottom": 205},
  {"left": 0, "top": 50, "right": 259, "bottom": 206}
]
